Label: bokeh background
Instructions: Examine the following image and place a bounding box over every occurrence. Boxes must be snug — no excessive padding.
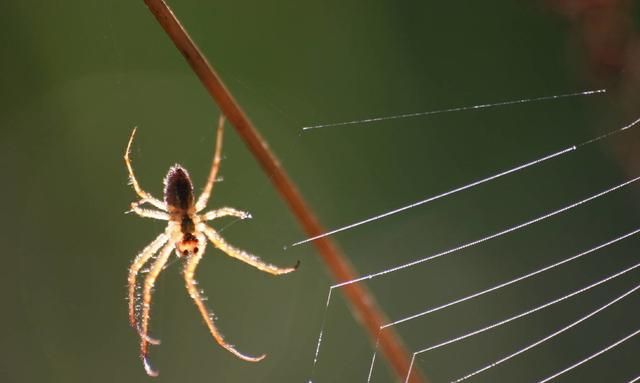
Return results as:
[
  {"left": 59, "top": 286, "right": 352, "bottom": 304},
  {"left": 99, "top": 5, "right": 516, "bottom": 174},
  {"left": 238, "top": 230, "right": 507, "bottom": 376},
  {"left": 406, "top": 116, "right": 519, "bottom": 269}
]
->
[{"left": 2, "top": 1, "right": 640, "bottom": 382}]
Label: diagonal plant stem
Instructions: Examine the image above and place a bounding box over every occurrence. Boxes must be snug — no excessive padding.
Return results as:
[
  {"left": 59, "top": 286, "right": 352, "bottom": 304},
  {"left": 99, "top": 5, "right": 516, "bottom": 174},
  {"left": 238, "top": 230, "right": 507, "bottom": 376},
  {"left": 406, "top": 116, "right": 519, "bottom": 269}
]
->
[{"left": 141, "top": 1, "right": 428, "bottom": 382}]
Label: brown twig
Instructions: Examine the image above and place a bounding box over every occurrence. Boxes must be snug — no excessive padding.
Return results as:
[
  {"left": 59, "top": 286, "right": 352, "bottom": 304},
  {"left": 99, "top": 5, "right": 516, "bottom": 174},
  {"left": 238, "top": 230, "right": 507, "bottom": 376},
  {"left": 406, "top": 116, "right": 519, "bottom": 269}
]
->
[{"left": 141, "top": 1, "right": 427, "bottom": 382}]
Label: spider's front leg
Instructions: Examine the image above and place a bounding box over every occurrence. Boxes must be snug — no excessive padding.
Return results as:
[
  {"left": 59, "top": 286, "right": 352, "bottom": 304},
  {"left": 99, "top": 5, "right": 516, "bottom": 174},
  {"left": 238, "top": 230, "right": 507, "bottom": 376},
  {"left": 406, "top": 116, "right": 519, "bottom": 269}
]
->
[
  {"left": 127, "top": 232, "right": 169, "bottom": 329},
  {"left": 202, "top": 224, "right": 299, "bottom": 275},
  {"left": 183, "top": 234, "right": 266, "bottom": 362},
  {"left": 139, "top": 240, "right": 175, "bottom": 377}
]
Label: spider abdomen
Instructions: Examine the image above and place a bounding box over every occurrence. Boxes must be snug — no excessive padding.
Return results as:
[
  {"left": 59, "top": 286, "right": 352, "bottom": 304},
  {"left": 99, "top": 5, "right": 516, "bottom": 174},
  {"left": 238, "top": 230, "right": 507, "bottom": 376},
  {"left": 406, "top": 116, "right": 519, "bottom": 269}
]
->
[{"left": 164, "top": 165, "right": 195, "bottom": 214}]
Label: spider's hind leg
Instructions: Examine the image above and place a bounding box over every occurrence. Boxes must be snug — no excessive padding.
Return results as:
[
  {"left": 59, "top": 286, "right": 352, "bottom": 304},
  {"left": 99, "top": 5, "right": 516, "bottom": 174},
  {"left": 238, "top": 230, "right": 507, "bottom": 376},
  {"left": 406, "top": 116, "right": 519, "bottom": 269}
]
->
[
  {"left": 184, "top": 235, "right": 266, "bottom": 362},
  {"left": 124, "top": 127, "right": 167, "bottom": 211},
  {"left": 195, "top": 115, "right": 225, "bottom": 212}
]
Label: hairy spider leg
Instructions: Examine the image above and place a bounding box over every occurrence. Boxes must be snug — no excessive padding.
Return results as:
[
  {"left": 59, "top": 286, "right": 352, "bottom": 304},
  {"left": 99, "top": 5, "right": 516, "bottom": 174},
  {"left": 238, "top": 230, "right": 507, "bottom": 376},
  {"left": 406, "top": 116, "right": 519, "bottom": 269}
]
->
[
  {"left": 129, "top": 202, "right": 170, "bottom": 220},
  {"left": 128, "top": 232, "right": 170, "bottom": 329},
  {"left": 140, "top": 240, "right": 176, "bottom": 376},
  {"left": 202, "top": 225, "right": 299, "bottom": 275},
  {"left": 202, "top": 207, "right": 252, "bottom": 221},
  {"left": 196, "top": 115, "right": 225, "bottom": 212},
  {"left": 125, "top": 127, "right": 168, "bottom": 211},
  {"left": 184, "top": 234, "right": 266, "bottom": 362}
]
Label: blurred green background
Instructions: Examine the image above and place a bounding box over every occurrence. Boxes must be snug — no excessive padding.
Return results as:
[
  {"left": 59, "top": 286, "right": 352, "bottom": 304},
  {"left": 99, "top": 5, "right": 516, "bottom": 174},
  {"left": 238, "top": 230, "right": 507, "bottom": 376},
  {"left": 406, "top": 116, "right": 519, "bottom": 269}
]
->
[{"left": 2, "top": 1, "right": 640, "bottom": 382}]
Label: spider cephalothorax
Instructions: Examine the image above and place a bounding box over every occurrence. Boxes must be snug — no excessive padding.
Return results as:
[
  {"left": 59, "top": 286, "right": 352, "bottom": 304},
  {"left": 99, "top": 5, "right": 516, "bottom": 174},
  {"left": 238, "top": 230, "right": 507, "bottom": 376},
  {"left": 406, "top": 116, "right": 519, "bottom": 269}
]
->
[{"left": 124, "top": 116, "right": 298, "bottom": 376}]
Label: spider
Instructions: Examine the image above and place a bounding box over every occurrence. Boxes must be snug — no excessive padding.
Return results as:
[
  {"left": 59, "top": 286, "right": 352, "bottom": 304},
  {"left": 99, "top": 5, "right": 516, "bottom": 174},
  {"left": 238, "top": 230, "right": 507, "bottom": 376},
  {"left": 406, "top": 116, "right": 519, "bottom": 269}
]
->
[{"left": 124, "top": 115, "right": 298, "bottom": 377}]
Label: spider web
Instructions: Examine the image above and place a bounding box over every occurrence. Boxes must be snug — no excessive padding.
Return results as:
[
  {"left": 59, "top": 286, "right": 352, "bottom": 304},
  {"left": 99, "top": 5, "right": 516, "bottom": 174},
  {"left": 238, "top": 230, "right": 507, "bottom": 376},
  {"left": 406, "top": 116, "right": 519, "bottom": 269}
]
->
[{"left": 297, "top": 92, "right": 640, "bottom": 382}]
